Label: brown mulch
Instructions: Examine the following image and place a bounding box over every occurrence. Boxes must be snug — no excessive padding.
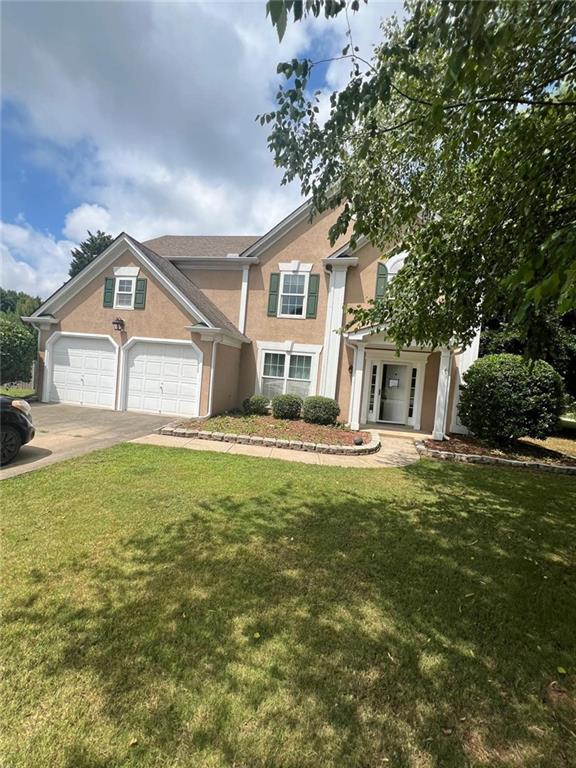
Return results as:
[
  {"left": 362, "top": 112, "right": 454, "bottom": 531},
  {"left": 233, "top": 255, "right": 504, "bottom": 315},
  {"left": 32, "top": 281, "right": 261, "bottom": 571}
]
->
[
  {"left": 181, "top": 414, "right": 371, "bottom": 446},
  {"left": 424, "top": 434, "right": 576, "bottom": 467}
]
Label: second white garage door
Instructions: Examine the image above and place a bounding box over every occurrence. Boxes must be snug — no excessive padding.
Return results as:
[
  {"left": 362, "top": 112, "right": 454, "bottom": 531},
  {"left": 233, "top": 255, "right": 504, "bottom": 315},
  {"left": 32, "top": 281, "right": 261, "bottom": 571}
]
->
[{"left": 124, "top": 341, "right": 201, "bottom": 417}]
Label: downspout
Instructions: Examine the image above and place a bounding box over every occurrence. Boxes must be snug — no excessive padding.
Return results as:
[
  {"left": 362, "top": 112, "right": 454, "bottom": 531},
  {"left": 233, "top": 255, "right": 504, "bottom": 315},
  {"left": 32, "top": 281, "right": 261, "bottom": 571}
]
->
[{"left": 206, "top": 340, "right": 219, "bottom": 417}]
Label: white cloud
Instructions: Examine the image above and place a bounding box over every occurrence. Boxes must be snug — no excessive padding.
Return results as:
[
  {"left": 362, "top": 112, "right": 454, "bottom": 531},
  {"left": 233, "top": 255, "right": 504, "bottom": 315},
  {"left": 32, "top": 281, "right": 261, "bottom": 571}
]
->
[
  {"left": 0, "top": 221, "right": 74, "bottom": 298},
  {"left": 1, "top": 1, "right": 398, "bottom": 297},
  {"left": 63, "top": 203, "right": 111, "bottom": 241}
]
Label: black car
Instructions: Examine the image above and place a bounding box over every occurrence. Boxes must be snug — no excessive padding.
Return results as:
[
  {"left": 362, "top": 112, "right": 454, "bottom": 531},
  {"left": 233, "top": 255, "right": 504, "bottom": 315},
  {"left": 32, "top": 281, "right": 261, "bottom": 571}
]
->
[{"left": 1, "top": 396, "right": 35, "bottom": 466}]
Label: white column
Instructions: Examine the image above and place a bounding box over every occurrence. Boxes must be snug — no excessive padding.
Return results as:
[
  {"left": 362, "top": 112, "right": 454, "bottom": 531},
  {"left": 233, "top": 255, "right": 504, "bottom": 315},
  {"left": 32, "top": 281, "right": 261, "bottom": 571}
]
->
[
  {"left": 348, "top": 344, "right": 365, "bottom": 430},
  {"left": 319, "top": 265, "right": 349, "bottom": 398},
  {"left": 238, "top": 266, "right": 250, "bottom": 334},
  {"left": 432, "top": 347, "right": 452, "bottom": 440}
]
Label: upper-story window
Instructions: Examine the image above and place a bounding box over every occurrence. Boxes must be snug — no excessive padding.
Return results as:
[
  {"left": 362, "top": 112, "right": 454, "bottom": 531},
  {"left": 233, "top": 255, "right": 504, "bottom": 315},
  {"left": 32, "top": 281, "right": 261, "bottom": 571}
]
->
[
  {"left": 114, "top": 278, "right": 136, "bottom": 309},
  {"left": 279, "top": 273, "right": 308, "bottom": 318},
  {"left": 267, "top": 263, "right": 319, "bottom": 319}
]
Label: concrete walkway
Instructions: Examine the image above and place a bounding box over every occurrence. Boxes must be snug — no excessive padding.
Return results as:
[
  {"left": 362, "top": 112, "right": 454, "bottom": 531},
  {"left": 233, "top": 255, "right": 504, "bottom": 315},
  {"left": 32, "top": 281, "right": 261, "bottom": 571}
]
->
[{"left": 131, "top": 433, "right": 420, "bottom": 468}]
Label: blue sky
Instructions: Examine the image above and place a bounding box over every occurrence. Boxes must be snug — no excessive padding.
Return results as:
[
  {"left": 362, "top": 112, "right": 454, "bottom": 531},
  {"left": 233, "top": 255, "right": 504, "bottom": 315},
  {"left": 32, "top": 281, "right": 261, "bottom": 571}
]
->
[{"left": 1, "top": 1, "right": 399, "bottom": 298}]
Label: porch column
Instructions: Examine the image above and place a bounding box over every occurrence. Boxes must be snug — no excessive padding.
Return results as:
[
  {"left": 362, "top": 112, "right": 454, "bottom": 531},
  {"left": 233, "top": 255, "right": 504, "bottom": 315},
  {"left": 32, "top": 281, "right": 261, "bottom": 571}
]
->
[
  {"left": 319, "top": 263, "right": 351, "bottom": 398},
  {"left": 348, "top": 344, "right": 365, "bottom": 430},
  {"left": 432, "top": 347, "right": 452, "bottom": 440}
]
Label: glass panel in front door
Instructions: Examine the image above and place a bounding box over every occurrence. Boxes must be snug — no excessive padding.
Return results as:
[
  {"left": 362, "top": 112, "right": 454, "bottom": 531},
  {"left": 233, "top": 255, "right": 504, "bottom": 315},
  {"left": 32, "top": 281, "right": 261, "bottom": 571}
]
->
[{"left": 380, "top": 364, "right": 407, "bottom": 423}]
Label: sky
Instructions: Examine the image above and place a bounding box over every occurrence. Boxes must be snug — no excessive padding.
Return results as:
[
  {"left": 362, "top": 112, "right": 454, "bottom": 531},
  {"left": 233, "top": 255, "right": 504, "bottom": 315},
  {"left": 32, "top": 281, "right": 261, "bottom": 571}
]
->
[{"left": 1, "top": 0, "right": 400, "bottom": 299}]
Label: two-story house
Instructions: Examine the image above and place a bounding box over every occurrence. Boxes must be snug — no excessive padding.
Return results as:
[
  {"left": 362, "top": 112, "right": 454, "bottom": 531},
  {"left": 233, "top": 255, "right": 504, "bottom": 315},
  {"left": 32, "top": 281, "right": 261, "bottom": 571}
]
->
[{"left": 23, "top": 201, "right": 479, "bottom": 439}]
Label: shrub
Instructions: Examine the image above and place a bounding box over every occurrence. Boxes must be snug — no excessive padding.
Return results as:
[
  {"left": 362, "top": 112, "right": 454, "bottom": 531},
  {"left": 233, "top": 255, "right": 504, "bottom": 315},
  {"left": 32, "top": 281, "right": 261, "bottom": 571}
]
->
[
  {"left": 458, "top": 354, "right": 564, "bottom": 445},
  {"left": 302, "top": 395, "right": 340, "bottom": 425},
  {"left": 242, "top": 395, "right": 269, "bottom": 416},
  {"left": 271, "top": 394, "right": 302, "bottom": 420},
  {"left": 0, "top": 316, "right": 36, "bottom": 385}
]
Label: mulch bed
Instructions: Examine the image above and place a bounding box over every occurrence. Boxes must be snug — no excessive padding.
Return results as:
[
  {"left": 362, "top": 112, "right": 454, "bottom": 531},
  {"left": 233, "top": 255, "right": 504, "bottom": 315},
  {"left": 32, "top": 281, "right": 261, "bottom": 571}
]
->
[
  {"left": 424, "top": 435, "right": 576, "bottom": 467},
  {"left": 181, "top": 414, "right": 371, "bottom": 447}
]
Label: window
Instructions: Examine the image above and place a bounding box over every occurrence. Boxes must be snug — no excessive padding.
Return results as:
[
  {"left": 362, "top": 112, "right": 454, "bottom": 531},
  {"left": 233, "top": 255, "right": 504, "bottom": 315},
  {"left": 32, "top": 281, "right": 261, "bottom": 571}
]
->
[
  {"left": 407, "top": 367, "right": 417, "bottom": 418},
  {"left": 114, "top": 278, "right": 135, "bottom": 309},
  {"left": 279, "top": 273, "right": 307, "bottom": 317},
  {"left": 261, "top": 351, "right": 313, "bottom": 399}
]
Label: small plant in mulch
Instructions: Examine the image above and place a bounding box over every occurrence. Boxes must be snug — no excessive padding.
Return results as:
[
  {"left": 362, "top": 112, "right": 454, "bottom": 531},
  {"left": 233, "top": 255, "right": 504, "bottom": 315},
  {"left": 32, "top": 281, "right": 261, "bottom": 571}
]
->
[
  {"left": 424, "top": 434, "right": 576, "bottom": 467},
  {"left": 181, "top": 414, "right": 371, "bottom": 447}
]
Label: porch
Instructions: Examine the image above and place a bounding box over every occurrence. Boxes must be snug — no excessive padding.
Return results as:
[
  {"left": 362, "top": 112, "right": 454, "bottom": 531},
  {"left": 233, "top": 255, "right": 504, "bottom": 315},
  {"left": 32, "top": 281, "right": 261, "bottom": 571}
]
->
[{"left": 346, "top": 332, "right": 453, "bottom": 441}]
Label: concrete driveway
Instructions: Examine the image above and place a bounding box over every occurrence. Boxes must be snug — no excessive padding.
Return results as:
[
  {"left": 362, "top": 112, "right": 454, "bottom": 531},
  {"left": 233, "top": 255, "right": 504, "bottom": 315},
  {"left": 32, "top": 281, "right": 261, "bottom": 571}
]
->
[{"left": 1, "top": 403, "right": 168, "bottom": 479}]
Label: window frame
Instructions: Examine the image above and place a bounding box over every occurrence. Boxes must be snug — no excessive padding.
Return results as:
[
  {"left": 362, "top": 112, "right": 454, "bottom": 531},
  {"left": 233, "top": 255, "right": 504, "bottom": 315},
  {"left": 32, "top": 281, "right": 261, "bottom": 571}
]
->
[
  {"left": 261, "top": 350, "right": 313, "bottom": 398},
  {"left": 277, "top": 271, "right": 309, "bottom": 319},
  {"left": 113, "top": 277, "right": 136, "bottom": 310},
  {"left": 256, "top": 342, "right": 322, "bottom": 401}
]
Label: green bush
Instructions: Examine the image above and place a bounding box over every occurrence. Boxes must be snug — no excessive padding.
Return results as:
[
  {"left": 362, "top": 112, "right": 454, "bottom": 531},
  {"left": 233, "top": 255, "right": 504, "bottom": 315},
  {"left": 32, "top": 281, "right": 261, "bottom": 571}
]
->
[
  {"left": 302, "top": 396, "right": 340, "bottom": 425},
  {"left": 271, "top": 394, "right": 302, "bottom": 420},
  {"left": 458, "top": 354, "right": 564, "bottom": 445},
  {"left": 0, "top": 316, "right": 36, "bottom": 385},
  {"left": 242, "top": 395, "right": 269, "bottom": 416}
]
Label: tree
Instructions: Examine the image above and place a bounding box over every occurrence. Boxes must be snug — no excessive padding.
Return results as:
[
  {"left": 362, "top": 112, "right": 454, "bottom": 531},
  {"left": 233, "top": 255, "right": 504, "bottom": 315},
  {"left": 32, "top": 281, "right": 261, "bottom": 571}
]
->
[
  {"left": 262, "top": 1, "right": 576, "bottom": 357},
  {"left": 480, "top": 308, "right": 576, "bottom": 398},
  {"left": 69, "top": 230, "right": 114, "bottom": 278},
  {"left": 0, "top": 288, "right": 41, "bottom": 319},
  {"left": 0, "top": 316, "right": 37, "bottom": 384}
]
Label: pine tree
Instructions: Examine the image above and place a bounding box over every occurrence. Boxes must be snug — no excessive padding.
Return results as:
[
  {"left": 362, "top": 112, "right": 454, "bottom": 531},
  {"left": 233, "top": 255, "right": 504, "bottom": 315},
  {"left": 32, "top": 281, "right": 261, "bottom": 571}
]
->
[{"left": 69, "top": 230, "right": 114, "bottom": 278}]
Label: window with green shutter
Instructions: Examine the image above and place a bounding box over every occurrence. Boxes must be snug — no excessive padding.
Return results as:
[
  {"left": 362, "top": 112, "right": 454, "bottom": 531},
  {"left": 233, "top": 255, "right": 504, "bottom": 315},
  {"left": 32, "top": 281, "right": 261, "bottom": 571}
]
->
[
  {"left": 103, "top": 277, "right": 115, "bottom": 308},
  {"left": 267, "top": 273, "right": 280, "bottom": 316},
  {"left": 375, "top": 262, "right": 388, "bottom": 300},
  {"left": 134, "top": 278, "right": 147, "bottom": 309},
  {"left": 306, "top": 274, "right": 320, "bottom": 318}
]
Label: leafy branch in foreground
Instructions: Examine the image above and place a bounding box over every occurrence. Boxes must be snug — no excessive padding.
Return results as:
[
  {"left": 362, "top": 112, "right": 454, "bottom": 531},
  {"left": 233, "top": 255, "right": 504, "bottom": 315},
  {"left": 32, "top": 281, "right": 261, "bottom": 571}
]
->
[{"left": 262, "top": 0, "right": 576, "bottom": 355}]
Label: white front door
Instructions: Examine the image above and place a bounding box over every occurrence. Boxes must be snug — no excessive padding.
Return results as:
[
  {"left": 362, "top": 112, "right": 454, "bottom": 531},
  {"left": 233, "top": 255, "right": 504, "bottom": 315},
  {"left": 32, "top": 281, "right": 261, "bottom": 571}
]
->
[
  {"left": 367, "top": 361, "right": 410, "bottom": 424},
  {"left": 49, "top": 335, "right": 117, "bottom": 408},
  {"left": 124, "top": 341, "right": 201, "bottom": 417}
]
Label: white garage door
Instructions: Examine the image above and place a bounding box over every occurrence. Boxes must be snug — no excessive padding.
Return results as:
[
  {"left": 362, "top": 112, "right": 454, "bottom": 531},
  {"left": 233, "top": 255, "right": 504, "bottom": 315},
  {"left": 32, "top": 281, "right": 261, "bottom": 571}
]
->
[
  {"left": 125, "top": 341, "right": 201, "bottom": 417},
  {"left": 49, "top": 335, "right": 117, "bottom": 408}
]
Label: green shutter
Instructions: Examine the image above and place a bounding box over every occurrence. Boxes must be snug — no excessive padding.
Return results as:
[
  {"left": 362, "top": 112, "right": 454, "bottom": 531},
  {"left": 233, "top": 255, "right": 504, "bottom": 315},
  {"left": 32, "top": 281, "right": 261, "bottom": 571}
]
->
[
  {"left": 267, "top": 273, "right": 280, "bottom": 316},
  {"left": 375, "top": 262, "right": 388, "bottom": 300},
  {"left": 134, "top": 278, "right": 147, "bottom": 309},
  {"left": 103, "top": 277, "right": 115, "bottom": 308},
  {"left": 306, "top": 273, "right": 320, "bottom": 318}
]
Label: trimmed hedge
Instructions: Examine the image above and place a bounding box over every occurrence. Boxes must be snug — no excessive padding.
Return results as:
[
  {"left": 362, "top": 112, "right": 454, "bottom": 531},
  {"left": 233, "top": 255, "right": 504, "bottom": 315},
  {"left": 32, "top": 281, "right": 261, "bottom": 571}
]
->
[
  {"left": 458, "top": 354, "right": 564, "bottom": 445},
  {"left": 302, "top": 396, "right": 340, "bottom": 425},
  {"left": 242, "top": 395, "right": 269, "bottom": 416},
  {"left": 271, "top": 394, "right": 302, "bottom": 420}
]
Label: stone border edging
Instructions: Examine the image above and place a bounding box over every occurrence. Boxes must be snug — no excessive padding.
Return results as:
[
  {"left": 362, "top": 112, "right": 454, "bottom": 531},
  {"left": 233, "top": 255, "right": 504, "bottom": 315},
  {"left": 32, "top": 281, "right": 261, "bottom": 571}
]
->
[
  {"left": 414, "top": 440, "right": 576, "bottom": 475},
  {"left": 158, "top": 423, "right": 381, "bottom": 456}
]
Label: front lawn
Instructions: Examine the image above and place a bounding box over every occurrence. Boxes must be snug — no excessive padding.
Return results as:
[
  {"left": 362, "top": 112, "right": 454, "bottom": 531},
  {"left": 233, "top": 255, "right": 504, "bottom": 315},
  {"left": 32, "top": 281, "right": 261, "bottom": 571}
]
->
[
  {"left": 182, "top": 412, "right": 371, "bottom": 445},
  {"left": 2, "top": 445, "right": 575, "bottom": 768}
]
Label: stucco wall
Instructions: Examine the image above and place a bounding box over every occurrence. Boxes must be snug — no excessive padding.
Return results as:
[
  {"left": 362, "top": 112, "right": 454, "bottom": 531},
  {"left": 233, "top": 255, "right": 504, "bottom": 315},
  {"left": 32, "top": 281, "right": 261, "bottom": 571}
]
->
[
  {"left": 211, "top": 343, "right": 241, "bottom": 415},
  {"left": 420, "top": 351, "right": 440, "bottom": 433},
  {"left": 179, "top": 268, "right": 242, "bottom": 329}
]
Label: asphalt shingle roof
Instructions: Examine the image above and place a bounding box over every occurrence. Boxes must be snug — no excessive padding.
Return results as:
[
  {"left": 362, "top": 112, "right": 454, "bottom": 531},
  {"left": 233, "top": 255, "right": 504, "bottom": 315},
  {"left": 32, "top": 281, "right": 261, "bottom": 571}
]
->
[{"left": 142, "top": 235, "right": 260, "bottom": 259}]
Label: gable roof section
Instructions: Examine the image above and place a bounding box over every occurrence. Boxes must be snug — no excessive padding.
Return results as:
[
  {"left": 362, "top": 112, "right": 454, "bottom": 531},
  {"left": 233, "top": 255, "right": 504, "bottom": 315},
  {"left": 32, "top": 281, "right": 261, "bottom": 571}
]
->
[
  {"left": 127, "top": 236, "right": 249, "bottom": 341},
  {"left": 238, "top": 199, "right": 315, "bottom": 258},
  {"left": 144, "top": 235, "right": 259, "bottom": 259},
  {"left": 30, "top": 233, "right": 249, "bottom": 343}
]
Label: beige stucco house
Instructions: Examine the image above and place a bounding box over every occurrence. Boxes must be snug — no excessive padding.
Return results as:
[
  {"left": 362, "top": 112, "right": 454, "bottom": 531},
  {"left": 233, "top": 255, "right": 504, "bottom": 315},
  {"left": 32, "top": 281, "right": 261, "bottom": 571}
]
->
[{"left": 23, "top": 201, "right": 479, "bottom": 439}]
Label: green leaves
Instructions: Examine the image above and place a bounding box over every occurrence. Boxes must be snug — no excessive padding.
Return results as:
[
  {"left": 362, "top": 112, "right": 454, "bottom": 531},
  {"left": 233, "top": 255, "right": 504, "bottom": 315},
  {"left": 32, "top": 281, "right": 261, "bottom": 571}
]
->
[{"left": 262, "top": 0, "right": 576, "bottom": 355}]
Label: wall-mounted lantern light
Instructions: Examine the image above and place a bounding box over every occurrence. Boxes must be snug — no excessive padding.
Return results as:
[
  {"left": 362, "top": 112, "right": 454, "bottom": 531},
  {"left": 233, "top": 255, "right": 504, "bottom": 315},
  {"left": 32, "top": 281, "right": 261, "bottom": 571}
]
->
[{"left": 112, "top": 317, "right": 125, "bottom": 332}]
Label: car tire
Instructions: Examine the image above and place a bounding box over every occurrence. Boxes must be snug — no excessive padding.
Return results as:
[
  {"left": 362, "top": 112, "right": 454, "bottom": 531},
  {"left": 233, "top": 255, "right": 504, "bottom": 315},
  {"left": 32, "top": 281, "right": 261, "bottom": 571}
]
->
[{"left": 1, "top": 425, "right": 22, "bottom": 466}]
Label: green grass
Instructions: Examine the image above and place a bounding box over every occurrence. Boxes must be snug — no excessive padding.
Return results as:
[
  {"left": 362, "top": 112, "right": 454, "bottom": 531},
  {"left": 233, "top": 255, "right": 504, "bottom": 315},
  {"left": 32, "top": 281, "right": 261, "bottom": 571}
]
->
[
  {"left": 2, "top": 445, "right": 575, "bottom": 768},
  {"left": 0, "top": 386, "right": 35, "bottom": 398}
]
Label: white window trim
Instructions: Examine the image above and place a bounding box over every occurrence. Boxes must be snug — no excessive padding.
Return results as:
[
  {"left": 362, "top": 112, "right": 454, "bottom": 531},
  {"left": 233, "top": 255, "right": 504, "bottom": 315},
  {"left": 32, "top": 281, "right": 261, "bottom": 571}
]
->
[
  {"left": 113, "top": 266, "right": 140, "bottom": 277},
  {"left": 114, "top": 277, "right": 136, "bottom": 310},
  {"left": 255, "top": 341, "right": 322, "bottom": 398},
  {"left": 277, "top": 271, "right": 309, "bottom": 320}
]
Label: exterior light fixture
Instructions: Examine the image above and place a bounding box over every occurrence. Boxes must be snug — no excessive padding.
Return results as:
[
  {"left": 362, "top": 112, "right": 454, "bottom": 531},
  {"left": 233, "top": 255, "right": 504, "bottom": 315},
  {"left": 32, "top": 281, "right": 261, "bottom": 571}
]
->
[{"left": 112, "top": 317, "right": 125, "bottom": 332}]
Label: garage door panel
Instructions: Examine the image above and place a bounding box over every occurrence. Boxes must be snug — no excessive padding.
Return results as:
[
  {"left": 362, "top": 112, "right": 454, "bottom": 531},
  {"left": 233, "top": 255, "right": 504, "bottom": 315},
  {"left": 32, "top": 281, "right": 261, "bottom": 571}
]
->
[
  {"left": 125, "top": 341, "right": 201, "bottom": 417},
  {"left": 49, "top": 336, "right": 117, "bottom": 408}
]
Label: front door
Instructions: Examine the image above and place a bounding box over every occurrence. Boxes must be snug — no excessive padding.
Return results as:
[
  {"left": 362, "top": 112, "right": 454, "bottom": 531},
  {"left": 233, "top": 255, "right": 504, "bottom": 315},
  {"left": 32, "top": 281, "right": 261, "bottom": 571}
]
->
[{"left": 367, "top": 362, "right": 409, "bottom": 424}]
